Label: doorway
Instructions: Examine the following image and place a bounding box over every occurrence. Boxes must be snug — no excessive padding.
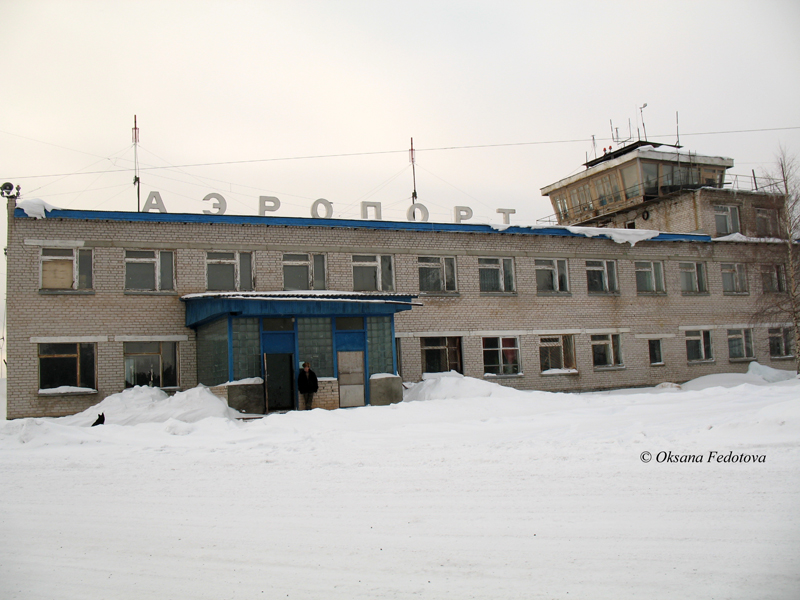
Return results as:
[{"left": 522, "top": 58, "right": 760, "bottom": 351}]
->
[
  {"left": 264, "top": 353, "right": 295, "bottom": 411},
  {"left": 337, "top": 350, "right": 365, "bottom": 407}
]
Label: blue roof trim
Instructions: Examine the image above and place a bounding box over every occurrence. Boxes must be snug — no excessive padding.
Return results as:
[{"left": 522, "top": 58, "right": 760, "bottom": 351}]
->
[{"left": 15, "top": 208, "right": 712, "bottom": 243}]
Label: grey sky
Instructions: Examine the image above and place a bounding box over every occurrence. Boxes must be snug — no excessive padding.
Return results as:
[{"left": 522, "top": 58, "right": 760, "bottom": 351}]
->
[{"left": 3, "top": 1, "right": 800, "bottom": 224}]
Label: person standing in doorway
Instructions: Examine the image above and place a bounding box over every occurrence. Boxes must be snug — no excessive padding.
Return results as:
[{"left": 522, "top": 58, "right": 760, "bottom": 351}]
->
[{"left": 298, "top": 362, "right": 318, "bottom": 410}]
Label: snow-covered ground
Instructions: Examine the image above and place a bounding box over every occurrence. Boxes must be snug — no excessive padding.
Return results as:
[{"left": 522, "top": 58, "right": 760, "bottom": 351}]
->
[{"left": 1, "top": 366, "right": 798, "bottom": 599}]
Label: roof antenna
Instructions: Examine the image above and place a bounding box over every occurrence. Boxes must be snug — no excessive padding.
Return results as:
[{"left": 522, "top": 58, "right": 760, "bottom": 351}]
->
[
  {"left": 639, "top": 103, "right": 648, "bottom": 141},
  {"left": 409, "top": 137, "right": 418, "bottom": 219},
  {"left": 132, "top": 115, "right": 140, "bottom": 212},
  {"left": 675, "top": 111, "right": 681, "bottom": 147}
]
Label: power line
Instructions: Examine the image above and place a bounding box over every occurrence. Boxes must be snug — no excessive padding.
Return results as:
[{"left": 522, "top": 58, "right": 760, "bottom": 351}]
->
[{"left": 5, "top": 125, "right": 800, "bottom": 181}]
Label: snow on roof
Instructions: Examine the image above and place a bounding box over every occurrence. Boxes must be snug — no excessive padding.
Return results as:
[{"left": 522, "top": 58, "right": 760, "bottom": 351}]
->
[
  {"left": 181, "top": 290, "right": 419, "bottom": 304},
  {"left": 490, "top": 223, "right": 660, "bottom": 246},
  {"left": 713, "top": 233, "right": 786, "bottom": 244},
  {"left": 17, "top": 198, "right": 61, "bottom": 219}
]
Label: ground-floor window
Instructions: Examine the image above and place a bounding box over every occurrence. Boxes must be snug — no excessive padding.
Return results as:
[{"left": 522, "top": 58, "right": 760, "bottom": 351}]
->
[
  {"left": 421, "top": 337, "right": 463, "bottom": 374},
  {"left": 591, "top": 334, "right": 623, "bottom": 368},
  {"left": 367, "top": 316, "right": 394, "bottom": 376},
  {"left": 727, "top": 329, "right": 754, "bottom": 360},
  {"left": 482, "top": 337, "right": 520, "bottom": 375},
  {"left": 539, "top": 335, "right": 576, "bottom": 372},
  {"left": 769, "top": 328, "right": 795, "bottom": 358},
  {"left": 686, "top": 330, "right": 713, "bottom": 362},
  {"left": 648, "top": 339, "right": 664, "bottom": 365},
  {"left": 38, "top": 343, "right": 96, "bottom": 391},
  {"left": 124, "top": 342, "right": 178, "bottom": 388}
]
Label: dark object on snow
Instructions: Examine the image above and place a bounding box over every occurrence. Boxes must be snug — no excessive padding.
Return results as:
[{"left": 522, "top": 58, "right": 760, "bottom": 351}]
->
[{"left": 91, "top": 413, "right": 105, "bottom": 426}]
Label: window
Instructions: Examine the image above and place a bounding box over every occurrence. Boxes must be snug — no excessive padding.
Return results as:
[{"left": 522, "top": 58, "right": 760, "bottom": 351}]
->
[
  {"left": 283, "top": 253, "right": 326, "bottom": 290},
  {"left": 621, "top": 164, "right": 641, "bottom": 199},
  {"left": 38, "top": 343, "right": 96, "bottom": 391},
  {"left": 755, "top": 208, "right": 779, "bottom": 237},
  {"left": 591, "top": 334, "right": 623, "bottom": 368},
  {"left": 586, "top": 260, "right": 618, "bottom": 293},
  {"left": 642, "top": 163, "right": 659, "bottom": 195},
  {"left": 421, "top": 337, "right": 463, "bottom": 374},
  {"left": 727, "top": 329, "right": 754, "bottom": 360},
  {"left": 125, "top": 250, "right": 174, "bottom": 291},
  {"left": 41, "top": 248, "right": 92, "bottom": 290},
  {"left": 679, "top": 262, "right": 707, "bottom": 293},
  {"left": 553, "top": 194, "right": 569, "bottom": 220},
  {"left": 352, "top": 255, "right": 394, "bottom": 291},
  {"left": 539, "top": 335, "right": 576, "bottom": 373},
  {"left": 635, "top": 261, "right": 665, "bottom": 293},
  {"left": 535, "top": 259, "right": 569, "bottom": 293},
  {"left": 593, "top": 176, "right": 613, "bottom": 206},
  {"left": 479, "top": 258, "right": 515, "bottom": 293},
  {"left": 762, "top": 264, "right": 787, "bottom": 293},
  {"left": 206, "top": 252, "right": 253, "bottom": 291},
  {"left": 418, "top": 256, "right": 457, "bottom": 292},
  {"left": 769, "top": 328, "right": 795, "bottom": 358},
  {"left": 686, "top": 330, "right": 713, "bottom": 362},
  {"left": 714, "top": 205, "right": 740, "bottom": 236},
  {"left": 124, "top": 342, "right": 178, "bottom": 388},
  {"left": 482, "top": 337, "right": 520, "bottom": 375},
  {"left": 721, "top": 263, "right": 748, "bottom": 294},
  {"left": 625, "top": 221, "right": 636, "bottom": 229},
  {"left": 648, "top": 340, "right": 663, "bottom": 365}
]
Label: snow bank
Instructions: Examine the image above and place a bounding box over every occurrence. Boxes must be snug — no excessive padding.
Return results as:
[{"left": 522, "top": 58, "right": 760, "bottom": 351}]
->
[
  {"left": 17, "top": 198, "right": 61, "bottom": 219},
  {"left": 217, "top": 377, "right": 264, "bottom": 386},
  {"left": 747, "top": 361, "right": 797, "bottom": 382},
  {"left": 404, "top": 371, "right": 522, "bottom": 402},
  {"left": 55, "top": 385, "right": 240, "bottom": 426}
]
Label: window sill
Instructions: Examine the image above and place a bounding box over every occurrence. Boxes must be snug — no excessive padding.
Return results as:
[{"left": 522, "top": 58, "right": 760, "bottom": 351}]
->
[
  {"left": 649, "top": 362, "right": 665, "bottom": 367},
  {"left": 770, "top": 355, "right": 796, "bottom": 361},
  {"left": 587, "top": 291, "right": 620, "bottom": 296},
  {"left": 536, "top": 291, "right": 572, "bottom": 297},
  {"left": 723, "top": 292, "right": 749, "bottom": 297},
  {"left": 636, "top": 292, "right": 667, "bottom": 297},
  {"left": 419, "top": 291, "right": 461, "bottom": 297},
  {"left": 729, "top": 357, "right": 756, "bottom": 363},
  {"left": 479, "top": 292, "right": 517, "bottom": 297},
  {"left": 593, "top": 365, "right": 625, "bottom": 372},
  {"left": 541, "top": 369, "right": 579, "bottom": 376},
  {"left": 124, "top": 290, "right": 178, "bottom": 296},
  {"left": 39, "top": 289, "right": 95, "bottom": 295},
  {"left": 38, "top": 388, "right": 98, "bottom": 397},
  {"left": 681, "top": 292, "right": 710, "bottom": 297},
  {"left": 688, "top": 360, "right": 715, "bottom": 365},
  {"left": 483, "top": 373, "right": 523, "bottom": 379}
]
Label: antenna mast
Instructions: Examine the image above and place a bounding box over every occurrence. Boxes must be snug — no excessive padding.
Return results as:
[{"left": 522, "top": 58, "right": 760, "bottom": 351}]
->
[
  {"left": 132, "top": 115, "right": 140, "bottom": 212},
  {"left": 409, "top": 137, "right": 418, "bottom": 215}
]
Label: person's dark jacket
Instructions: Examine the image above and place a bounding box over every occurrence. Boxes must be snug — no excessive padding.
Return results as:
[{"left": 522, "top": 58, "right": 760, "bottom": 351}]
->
[{"left": 298, "top": 369, "right": 318, "bottom": 394}]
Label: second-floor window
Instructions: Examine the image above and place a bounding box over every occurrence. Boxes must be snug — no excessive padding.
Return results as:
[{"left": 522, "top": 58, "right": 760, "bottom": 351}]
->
[
  {"left": 206, "top": 252, "right": 253, "bottom": 291},
  {"left": 714, "top": 205, "right": 740, "bottom": 236},
  {"left": 418, "top": 256, "right": 456, "bottom": 292},
  {"left": 755, "top": 208, "right": 779, "bottom": 237},
  {"left": 762, "top": 264, "right": 787, "bottom": 293},
  {"left": 679, "top": 262, "right": 707, "bottom": 294},
  {"left": 125, "top": 250, "right": 174, "bottom": 291},
  {"left": 41, "top": 248, "right": 92, "bottom": 290},
  {"left": 535, "top": 259, "right": 569, "bottom": 293},
  {"left": 283, "top": 253, "right": 326, "bottom": 291},
  {"left": 586, "top": 260, "right": 618, "bottom": 293},
  {"left": 353, "top": 255, "right": 394, "bottom": 291},
  {"left": 635, "top": 261, "right": 665, "bottom": 293},
  {"left": 479, "top": 258, "right": 515, "bottom": 293},
  {"left": 721, "top": 263, "right": 748, "bottom": 294}
]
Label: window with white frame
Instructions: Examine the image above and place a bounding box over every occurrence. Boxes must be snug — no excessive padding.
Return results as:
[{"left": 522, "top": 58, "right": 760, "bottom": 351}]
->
[
  {"left": 648, "top": 339, "right": 664, "bottom": 365},
  {"left": 635, "top": 261, "right": 665, "bottom": 293},
  {"left": 478, "top": 258, "right": 515, "bottom": 293},
  {"left": 755, "top": 208, "right": 779, "bottom": 237},
  {"left": 769, "top": 328, "right": 795, "bottom": 358},
  {"left": 38, "top": 343, "right": 96, "bottom": 391},
  {"left": 686, "top": 330, "right": 713, "bottom": 362},
  {"left": 591, "top": 334, "right": 623, "bottom": 368},
  {"left": 727, "top": 329, "right": 754, "bottom": 360},
  {"left": 721, "top": 263, "right": 748, "bottom": 294},
  {"left": 125, "top": 250, "right": 174, "bottom": 291},
  {"left": 586, "top": 260, "right": 618, "bottom": 293},
  {"left": 535, "top": 259, "right": 569, "bottom": 293},
  {"left": 283, "top": 253, "right": 326, "bottom": 291},
  {"left": 352, "top": 255, "right": 394, "bottom": 291},
  {"left": 679, "top": 262, "right": 707, "bottom": 293},
  {"left": 539, "top": 335, "right": 576, "bottom": 372},
  {"left": 714, "top": 205, "right": 740, "bottom": 235},
  {"left": 482, "top": 337, "right": 520, "bottom": 375},
  {"left": 418, "top": 256, "right": 457, "bottom": 292},
  {"left": 40, "top": 248, "right": 92, "bottom": 290},
  {"left": 206, "top": 251, "right": 253, "bottom": 291},
  {"left": 124, "top": 342, "right": 178, "bottom": 388},
  {"left": 762, "top": 264, "right": 787, "bottom": 293}
]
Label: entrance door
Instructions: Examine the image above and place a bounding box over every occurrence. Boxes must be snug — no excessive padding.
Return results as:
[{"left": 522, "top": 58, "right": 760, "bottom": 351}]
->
[
  {"left": 265, "top": 353, "right": 294, "bottom": 411},
  {"left": 337, "top": 351, "right": 365, "bottom": 407}
]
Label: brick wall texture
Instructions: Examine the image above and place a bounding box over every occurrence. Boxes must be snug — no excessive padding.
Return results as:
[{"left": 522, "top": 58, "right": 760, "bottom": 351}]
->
[{"left": 6, "top": 202, "right": 796, "bottom": 418}]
